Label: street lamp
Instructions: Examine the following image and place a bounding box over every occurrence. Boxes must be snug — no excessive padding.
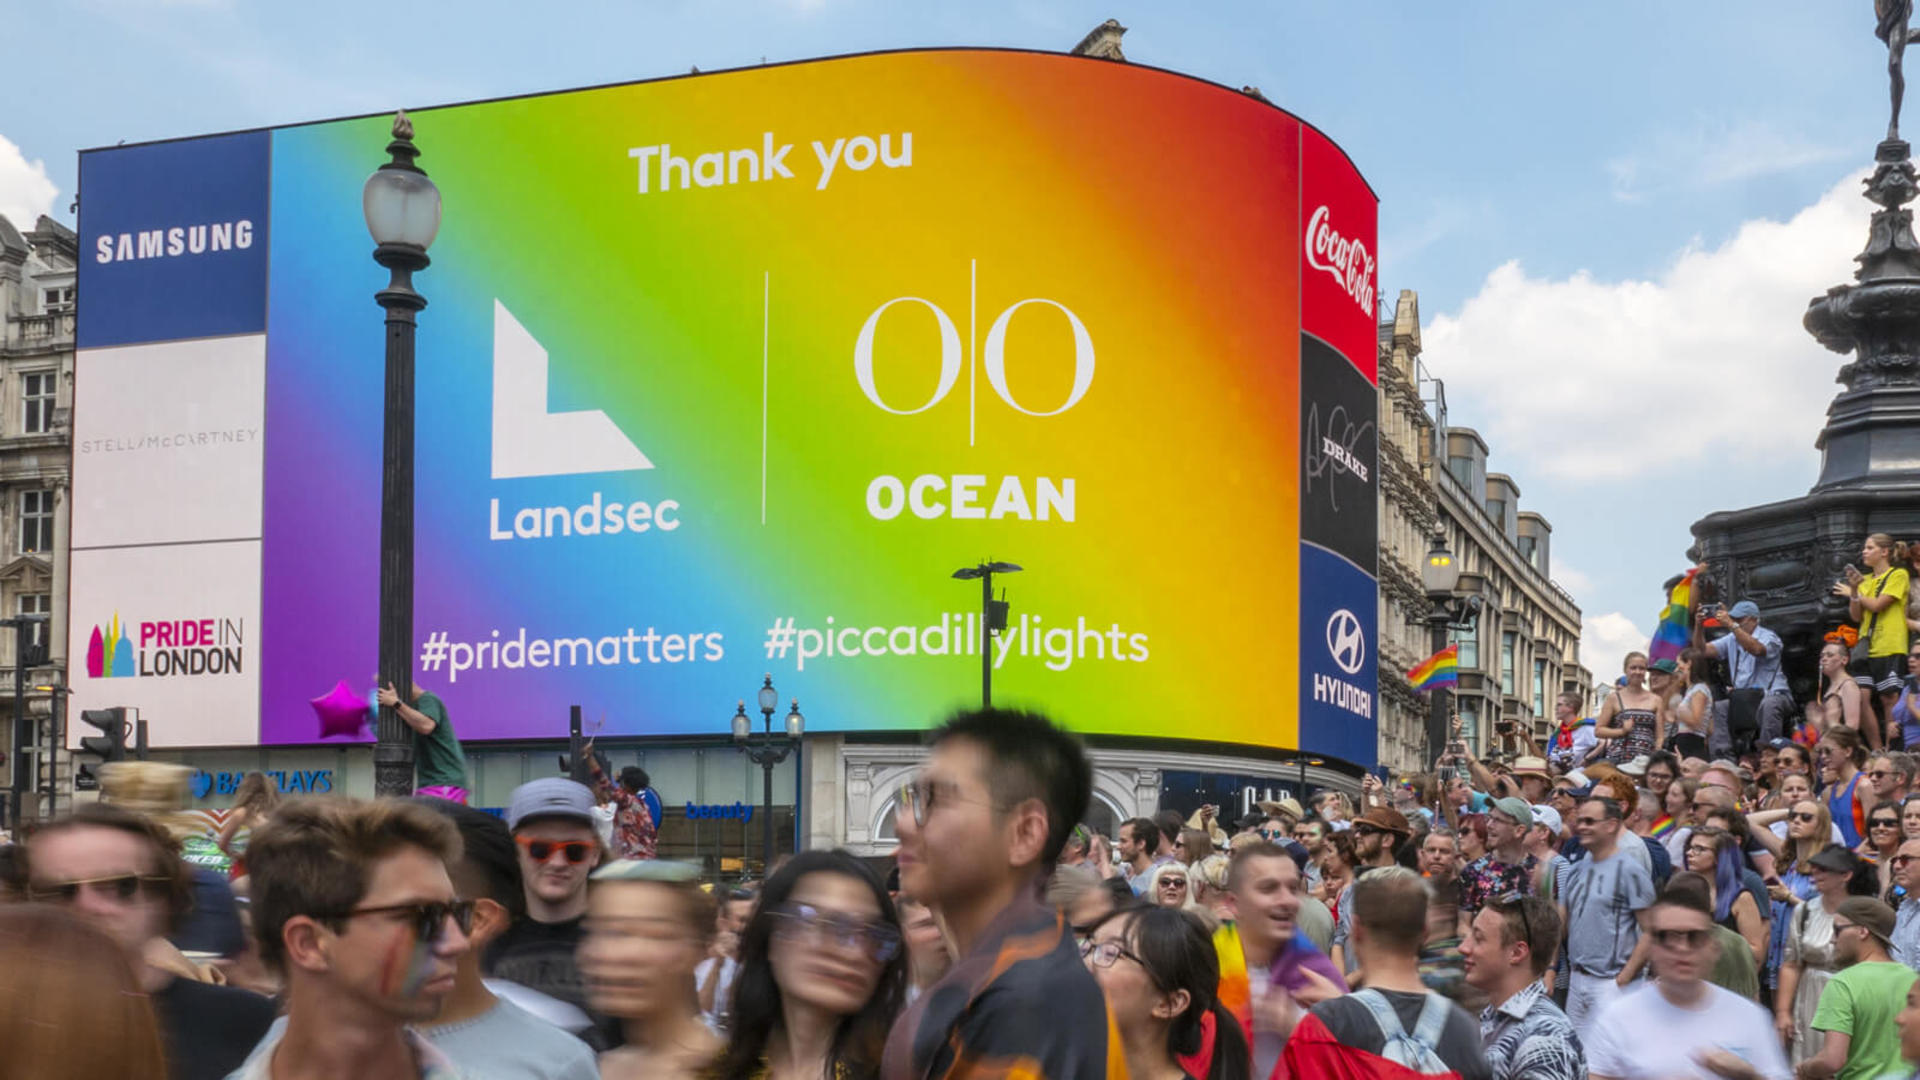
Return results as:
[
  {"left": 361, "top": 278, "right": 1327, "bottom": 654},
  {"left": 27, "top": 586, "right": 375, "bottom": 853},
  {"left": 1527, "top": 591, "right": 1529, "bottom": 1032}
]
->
[
  {"left": 732, "top": 674, "right": 804, "bottom": 876},
  {"left": 364, "top": 110, "right": 441, "bottom": 798},
  {"left": 1422, "top": 535, "right": 1483, "bottom": 766},
  {"left": 952, "top": 561, "right": 1021, "bottom": 706}
]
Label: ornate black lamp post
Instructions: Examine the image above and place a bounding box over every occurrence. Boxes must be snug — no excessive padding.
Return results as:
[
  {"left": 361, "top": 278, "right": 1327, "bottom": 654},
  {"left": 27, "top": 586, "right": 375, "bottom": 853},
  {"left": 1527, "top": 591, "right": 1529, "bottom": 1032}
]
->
[
  {"left": 1422, "top": 536, "right": 1484, "bottom": 764},
  {"left": 732, "top": 675, "right": 803, "bottom": 875},
  {"left": 363, "top": 111, "right": 441, "bottom": 798}
]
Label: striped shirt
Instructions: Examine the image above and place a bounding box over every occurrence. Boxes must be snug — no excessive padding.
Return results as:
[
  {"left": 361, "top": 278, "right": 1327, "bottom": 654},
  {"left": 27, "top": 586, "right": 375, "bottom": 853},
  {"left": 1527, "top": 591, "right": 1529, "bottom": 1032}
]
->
[{"left": 1479, "top": 980, "right": 1587, "bottom": 1080}]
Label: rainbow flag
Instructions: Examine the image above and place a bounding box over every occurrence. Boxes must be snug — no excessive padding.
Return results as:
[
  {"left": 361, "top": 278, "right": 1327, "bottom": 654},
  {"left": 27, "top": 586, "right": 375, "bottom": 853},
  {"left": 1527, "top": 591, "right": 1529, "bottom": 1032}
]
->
[
  {"left": 1407, "top": 645, "right": 1459, "bottom": 692},
  {"left": 1649, "top": 568, "right": 1697, "bottom": 664},
  {"left": 1648, "top": 814, "right": 1675, "bottom": 838}
]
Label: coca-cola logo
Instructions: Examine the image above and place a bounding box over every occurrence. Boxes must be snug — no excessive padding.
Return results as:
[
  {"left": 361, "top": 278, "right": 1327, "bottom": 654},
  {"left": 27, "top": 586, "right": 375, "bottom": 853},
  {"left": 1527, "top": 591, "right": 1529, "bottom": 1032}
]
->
[{"left": 1304, "top": 205, "right": 1376, "bottom": 316}]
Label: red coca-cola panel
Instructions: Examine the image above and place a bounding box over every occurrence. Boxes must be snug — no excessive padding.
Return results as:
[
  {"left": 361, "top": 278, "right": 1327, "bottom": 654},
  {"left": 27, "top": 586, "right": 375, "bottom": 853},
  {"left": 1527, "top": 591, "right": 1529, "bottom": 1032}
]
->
[{"left": 1299, "top": 127, "right": 1379, "bottom": 384}]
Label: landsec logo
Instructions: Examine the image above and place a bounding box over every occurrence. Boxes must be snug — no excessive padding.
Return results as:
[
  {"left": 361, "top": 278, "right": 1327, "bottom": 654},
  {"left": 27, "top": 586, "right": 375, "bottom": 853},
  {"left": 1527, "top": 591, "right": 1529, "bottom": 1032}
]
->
[
  {"left": 86, "top": 614, "right": 245, "bottom": 679},
  {"left": 491, "top": 301, "right": 651, "bottom": 480}
]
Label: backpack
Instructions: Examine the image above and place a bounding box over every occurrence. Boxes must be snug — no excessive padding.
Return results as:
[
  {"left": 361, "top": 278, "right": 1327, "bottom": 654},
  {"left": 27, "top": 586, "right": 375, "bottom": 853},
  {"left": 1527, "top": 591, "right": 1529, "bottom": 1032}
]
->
[{"left": 1351, "top": 989, "right": 1452, "bottom": 1075}]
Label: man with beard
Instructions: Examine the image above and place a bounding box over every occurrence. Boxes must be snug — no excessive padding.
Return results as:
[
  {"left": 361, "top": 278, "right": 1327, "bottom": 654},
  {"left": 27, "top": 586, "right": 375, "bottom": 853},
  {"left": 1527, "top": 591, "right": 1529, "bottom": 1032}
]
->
[
  {"left": 1329, "top": 807, "right": 1411, "bottom": 975},
  {"left": 1460, "top": 799, "right": 1538, "bottom": 928}
]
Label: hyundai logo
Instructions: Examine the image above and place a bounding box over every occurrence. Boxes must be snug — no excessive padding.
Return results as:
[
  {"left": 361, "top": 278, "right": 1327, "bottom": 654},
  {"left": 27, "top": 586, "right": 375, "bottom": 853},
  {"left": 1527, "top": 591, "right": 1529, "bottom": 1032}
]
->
[{"left": 1326, "top": 609, "right": 1366, "bottom": 675}]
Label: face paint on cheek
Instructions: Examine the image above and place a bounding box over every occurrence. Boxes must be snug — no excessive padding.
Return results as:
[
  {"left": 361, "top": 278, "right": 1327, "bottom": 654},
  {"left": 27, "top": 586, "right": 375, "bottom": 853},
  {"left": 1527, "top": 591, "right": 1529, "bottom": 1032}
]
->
[
  {"left": 376, "top": 930, "right": 437, "bottom": 998},
  {"left": 398, "top": 933, "right": 437, "bottom": 998}
]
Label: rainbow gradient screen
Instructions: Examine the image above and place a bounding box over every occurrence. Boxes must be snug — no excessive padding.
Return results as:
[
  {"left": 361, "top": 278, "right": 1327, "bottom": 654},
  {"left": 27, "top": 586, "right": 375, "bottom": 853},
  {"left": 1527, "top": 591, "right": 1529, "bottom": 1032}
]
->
[{"left": 71, "top": 50, "right": 1381, "bottom": 760}]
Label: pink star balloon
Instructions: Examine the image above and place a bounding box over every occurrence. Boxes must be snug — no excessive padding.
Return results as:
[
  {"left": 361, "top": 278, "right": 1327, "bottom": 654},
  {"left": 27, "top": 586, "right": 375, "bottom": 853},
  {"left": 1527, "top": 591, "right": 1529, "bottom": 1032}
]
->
[{"left": 310, "top": 680, "right": 370, "bottom": 739}]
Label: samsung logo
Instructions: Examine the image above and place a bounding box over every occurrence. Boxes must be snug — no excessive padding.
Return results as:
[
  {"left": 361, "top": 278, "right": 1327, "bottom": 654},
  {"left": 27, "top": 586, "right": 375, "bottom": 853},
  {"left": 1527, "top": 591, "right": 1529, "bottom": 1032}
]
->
[{"left": 94, "top": 220, "right": 254, "bottom": 264}]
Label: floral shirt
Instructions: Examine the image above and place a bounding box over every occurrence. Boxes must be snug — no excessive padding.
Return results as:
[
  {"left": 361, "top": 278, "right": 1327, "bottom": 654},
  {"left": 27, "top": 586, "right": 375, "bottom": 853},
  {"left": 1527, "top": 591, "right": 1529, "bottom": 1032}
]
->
[
  {"left": 1480, "top": 979, "right": 1587, "bottom": 1080},
  {"left": 1459, "top": 853, "right": 1539, "bottom": 917},
  {"left": 586, "top": 757, "right": 657, "bottom": 860}
]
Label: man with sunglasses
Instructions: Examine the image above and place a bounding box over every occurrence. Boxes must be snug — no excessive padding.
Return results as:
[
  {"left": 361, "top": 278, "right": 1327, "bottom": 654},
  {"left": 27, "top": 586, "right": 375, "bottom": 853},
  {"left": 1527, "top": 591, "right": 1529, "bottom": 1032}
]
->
[
  {"left": 1890, "top": 837, "right": 1920, "bottom": 972},
  {"left": 1586, "top": 881, "right": 1788, "bottom": 1080},
  {"left": 488, "top": 778, "right": 605, "bottom": 1015},
  {"left": 230, "top": 798, "right": 473, "bottom": 1080},
  {"left": 1460, "top": 893, "right": 1582, "bottom": 1080},
  {"left": 1328, "top": 806, "right": 1411, "bottom": 975},
  {"left": 1799, "top": 897, "right": 1915, "bottom": 1080},
  {"left": 1562, "top": 797, "right": 1655, "bottom": 1037},
  {"left": 413, "top": 799, "right": 600, "bottom": 1078},
  {"left": 24, "top": 803, "right": 277, "bottom": 1080},
  {"left": 883, "top": 708, "right": 1116, "bottom": 1080},
  {"left": 1868, "top": 752, "right": 1915, "bottom": 807}
]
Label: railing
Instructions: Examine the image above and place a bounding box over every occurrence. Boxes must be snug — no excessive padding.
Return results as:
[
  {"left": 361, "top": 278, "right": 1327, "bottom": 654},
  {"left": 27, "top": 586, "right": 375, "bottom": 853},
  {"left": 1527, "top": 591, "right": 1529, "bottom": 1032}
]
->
[
  {"left": 6, "top": 311, "right": 75, "bottom": 347},
  {"left": 1436, "top": 465, "right": 1581, "bottom": 614}
]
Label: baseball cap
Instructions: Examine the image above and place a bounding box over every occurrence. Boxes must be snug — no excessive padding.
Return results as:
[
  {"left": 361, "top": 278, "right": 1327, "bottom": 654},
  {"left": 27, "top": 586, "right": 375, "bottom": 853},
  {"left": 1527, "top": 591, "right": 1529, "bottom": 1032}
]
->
[
  {"left": 1834, "top": 896, "right": 1898, "bottom": 947},
  {"left": 1649, "top": 658, "right": 1679, "bottom": 675},
  {"left": 507, "top": 777, "right": 598, "bottom": 830},
  {"left": 1730, "top": 600, "right": 1760, "bottom": 620},
  {"left": 1530, "top": 805, "right": 1564, "bottom": 835},
  {"left": 1491, "top": 797, "right": 1532, "bottom": 827},
  {"left": 1809, "top": 845, "right": 1863, "bottom": 876}
]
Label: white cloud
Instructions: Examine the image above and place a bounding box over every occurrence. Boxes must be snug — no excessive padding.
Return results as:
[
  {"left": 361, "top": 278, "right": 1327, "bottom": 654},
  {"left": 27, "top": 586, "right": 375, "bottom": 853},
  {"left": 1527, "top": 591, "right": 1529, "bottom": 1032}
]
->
[
  {"left": 1422, "top": 169, "right": 1866, "bottom": 482},
  {"left": 0, "top": 134, "right": 58, "bottom": 231},
  {"left": 1607, "top": 120, "right": 1847, "bottom": 203},
  {"left": 1581, "top": 611, "right": 1650, "bottom": 680},
  {"left": 1552, "top": 561, "right": 1594, "bottom": 599}
]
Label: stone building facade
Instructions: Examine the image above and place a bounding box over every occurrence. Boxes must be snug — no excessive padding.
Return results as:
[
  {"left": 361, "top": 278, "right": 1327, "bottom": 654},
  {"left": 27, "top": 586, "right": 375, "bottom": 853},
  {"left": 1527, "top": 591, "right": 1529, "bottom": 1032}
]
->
[
  {"left": 0, "top": 213, "right": 75, "bottom": 823},
  {"left": 1375, "top": 290, "right": 1587, "bottom": 774}
]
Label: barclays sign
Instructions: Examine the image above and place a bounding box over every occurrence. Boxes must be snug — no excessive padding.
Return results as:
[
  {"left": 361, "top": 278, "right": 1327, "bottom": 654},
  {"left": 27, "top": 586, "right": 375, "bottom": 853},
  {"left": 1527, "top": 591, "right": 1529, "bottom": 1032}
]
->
[{"left": 190, "top": 768, "right": 333, "bottom": 800}]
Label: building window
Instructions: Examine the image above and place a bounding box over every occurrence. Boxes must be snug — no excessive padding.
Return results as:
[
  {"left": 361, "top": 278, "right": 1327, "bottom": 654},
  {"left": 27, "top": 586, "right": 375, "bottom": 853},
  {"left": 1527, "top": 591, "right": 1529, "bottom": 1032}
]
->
[
  {"left": 1452, "top": 628, "right": 1479, "bottom": 670},
  {"left": 1456, "top": 698, "right": 1482, "bottom": 752},
  {"left": 21, "top": 372, "right": 55, "bottom": 435},
  {"left": 1533, "top": 659, "right": 1548, "bottom": 717},
  {"left": 1448, "top": 454, "right": 1474, "bottom": 488},
  {"left": 19, "top": 490, "right": 53, "bottom": 554},
  {"left": 41, "top": 287, "right": 73, "bottom": 312},
  {"left": 18, "top": 593, "right": 48, "bottom": 651},
  {"left": 1486, "top": 498, "right": 1507, "bottom": 524},
  {"left": 1501, "top": 631, "right": 1518, "bottom": 695},
  {"left": 1517, "top": 533, "right": 1538, "bottom": 566}
]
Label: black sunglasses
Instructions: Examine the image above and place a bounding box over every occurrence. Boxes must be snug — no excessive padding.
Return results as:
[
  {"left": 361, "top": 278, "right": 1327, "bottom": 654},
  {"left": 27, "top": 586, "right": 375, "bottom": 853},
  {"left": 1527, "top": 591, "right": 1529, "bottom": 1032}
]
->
[
  {"left": 1490, "top": 891, "right": 1533, "bottom": 947},
  {"left": 1790, "top": 811, "right": 1818, "bottom": 823},
  {"left": 27, "top": 874, "right": 169, "bottom": 904},
  {"left": 1652, "top": 927, "right": 1710, "bottom": 950},
  {"left": 329, "top": 900, "right": 477, "bottom": 944}
]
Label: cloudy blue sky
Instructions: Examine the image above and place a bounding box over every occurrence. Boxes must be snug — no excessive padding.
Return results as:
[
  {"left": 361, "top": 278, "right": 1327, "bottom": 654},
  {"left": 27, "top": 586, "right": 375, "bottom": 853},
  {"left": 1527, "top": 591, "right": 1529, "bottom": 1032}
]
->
[{"left": 0, "top": 0, "right": 1892, "bottom": 676}]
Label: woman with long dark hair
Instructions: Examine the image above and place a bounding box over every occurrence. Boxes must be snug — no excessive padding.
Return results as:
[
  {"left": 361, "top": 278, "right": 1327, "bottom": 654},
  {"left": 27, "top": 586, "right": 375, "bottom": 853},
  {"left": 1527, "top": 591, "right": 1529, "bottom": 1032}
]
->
[
  {"left": 712, "top": 849, "right": 907, "bottom": 1080},
  {"left": 1083, "top": 905, "right": 1250, "bottom": 1080}
]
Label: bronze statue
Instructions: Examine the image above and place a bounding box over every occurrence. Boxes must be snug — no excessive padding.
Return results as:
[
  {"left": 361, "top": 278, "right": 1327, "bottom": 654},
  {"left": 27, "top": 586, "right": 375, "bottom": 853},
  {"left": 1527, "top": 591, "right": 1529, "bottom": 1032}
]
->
[{"left": 1879, "top": 0, "right": 1920, "bottom": 141}]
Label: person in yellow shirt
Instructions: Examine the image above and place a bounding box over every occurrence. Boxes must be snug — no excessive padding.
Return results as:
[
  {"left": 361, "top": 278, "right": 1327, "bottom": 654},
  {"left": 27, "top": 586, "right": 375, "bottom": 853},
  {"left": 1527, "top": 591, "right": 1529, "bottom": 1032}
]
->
[{"left": 1837, "top": 533, "right": 1912, "bottom": 750}]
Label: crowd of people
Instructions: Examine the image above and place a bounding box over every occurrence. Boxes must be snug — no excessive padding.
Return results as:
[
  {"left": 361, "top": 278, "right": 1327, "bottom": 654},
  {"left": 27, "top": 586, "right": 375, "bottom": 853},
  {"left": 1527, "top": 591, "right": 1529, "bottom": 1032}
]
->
[{"left": 5, "top": 537, "right": 1920, "bottom": 1079}]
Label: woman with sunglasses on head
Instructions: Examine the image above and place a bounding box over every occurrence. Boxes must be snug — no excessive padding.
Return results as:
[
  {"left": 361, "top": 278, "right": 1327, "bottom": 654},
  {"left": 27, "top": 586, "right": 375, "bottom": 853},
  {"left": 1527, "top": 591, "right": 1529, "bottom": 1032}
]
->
[
  {"left": 1838, "top": 533, "right": 1911, "bottom": 748},
  {"left": 1775, "top": 845, "right": 1871, "bottom": 1065},
  {"left": 1083, "top": 906, "right": 1251, "bottom": 1080},
  {"left": 711, "top": 849, "right": 907, "bottom": 1080}
]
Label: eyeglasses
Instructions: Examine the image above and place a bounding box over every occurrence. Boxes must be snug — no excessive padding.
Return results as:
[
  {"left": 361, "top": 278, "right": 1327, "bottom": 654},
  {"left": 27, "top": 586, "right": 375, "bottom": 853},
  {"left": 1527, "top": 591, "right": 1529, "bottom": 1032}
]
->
[
  {"left": 770, "top": 902, "right": 900, "bottom": 963},
  {"left": 1833, "top": 919, "right": 1863, "bottom": 935},
  {"left": 1081, "top": 937, "right": 1149, "bottom": 971},
  {"left": 1893, "top": 855, "right": 1918, "bottom": 867},
  {"left": 516, "top": 836, "right": 596, "bottom": 864},
  {"left": 1159, "top": 878, "right": 1188, "bottom": 890},
  {"left": 897, "top": 778, "right": 1000, "bottom": 829},
  {"left": 328, "top": 900, "right": 476, "bottom": 944},
  {"left": 1351, "top": 824, "right": 1384, "bottom": 838},
  {"left": 1870, "top": 771, "right": 1895, "bottom": 781},
  {"left": 1651, "top": 928, "right": 1711, "bottom": 950},
  {"left": 1872, "top": 819, "right": 1902, "bottom": 830},
  {"left": 1685, "top": 845, "right": 1717, "bottom": 858},
  {"left": 1790, "top": 812, "right": 1818, "bottom": 823},
  {"left": 27, "top": 874, "right": 169, "bottom": 904},
  {"left": 1260, "top": 829, "right": 1287, "bottom": 841}
]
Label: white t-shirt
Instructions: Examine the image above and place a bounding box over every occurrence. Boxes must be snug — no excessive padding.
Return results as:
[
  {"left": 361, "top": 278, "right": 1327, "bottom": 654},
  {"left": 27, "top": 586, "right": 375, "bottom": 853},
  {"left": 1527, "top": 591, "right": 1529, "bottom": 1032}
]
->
[{"left": 1586, "top": 981, "right": 1790, "bottom": 1080}]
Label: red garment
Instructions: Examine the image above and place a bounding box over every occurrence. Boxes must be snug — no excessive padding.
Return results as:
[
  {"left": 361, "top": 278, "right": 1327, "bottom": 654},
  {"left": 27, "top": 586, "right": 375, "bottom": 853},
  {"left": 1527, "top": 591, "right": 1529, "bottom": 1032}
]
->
[{"left": 1273, "top": 1014, "right": 1461, "bottom": 1080}]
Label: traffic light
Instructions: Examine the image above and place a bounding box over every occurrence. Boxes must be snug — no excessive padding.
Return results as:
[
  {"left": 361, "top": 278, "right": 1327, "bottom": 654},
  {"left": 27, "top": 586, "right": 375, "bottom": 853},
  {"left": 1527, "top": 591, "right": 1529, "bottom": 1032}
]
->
[{"left": 79, "top": 707, "right": 128, "bottom": 762}]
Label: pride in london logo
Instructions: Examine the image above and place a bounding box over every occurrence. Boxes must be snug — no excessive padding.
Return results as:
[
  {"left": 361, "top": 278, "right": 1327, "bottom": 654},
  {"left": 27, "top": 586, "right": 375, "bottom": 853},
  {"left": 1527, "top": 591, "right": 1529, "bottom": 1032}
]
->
[{"left": 87, "top": 613, "right": 135, "bottom": 679}]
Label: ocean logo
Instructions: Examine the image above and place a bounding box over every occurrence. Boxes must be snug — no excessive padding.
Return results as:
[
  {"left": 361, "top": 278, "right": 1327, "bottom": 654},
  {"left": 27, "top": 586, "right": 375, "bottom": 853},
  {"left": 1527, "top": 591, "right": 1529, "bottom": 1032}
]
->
[
  {"left": 85, "top": 613, "right": 136, "bottom": 679},
  {"left": 490, "top": 300, "right": 652, "bottom": 479}
]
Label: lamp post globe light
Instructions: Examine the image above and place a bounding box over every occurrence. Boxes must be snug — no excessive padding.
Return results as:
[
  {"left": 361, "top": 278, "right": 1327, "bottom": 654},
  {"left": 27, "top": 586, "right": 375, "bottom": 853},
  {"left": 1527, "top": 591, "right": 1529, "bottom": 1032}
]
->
[
  {"left": 732, "top": 675, "right": 804, "bottom": 875},
  {"left": 364, "top": 110, "right": 441, "bottom": 798}
]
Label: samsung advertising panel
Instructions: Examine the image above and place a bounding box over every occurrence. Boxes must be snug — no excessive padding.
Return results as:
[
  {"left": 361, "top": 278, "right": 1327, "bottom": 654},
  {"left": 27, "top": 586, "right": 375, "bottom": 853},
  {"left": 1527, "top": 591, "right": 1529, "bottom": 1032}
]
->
[{"left": 71, "top": 49, "right": 1380, "bottom": 759}]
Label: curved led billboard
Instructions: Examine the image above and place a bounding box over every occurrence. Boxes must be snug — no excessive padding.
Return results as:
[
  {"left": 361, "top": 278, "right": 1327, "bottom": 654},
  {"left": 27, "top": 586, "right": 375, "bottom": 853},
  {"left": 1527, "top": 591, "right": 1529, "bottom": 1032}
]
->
[{"left": 71, "top": 49, "right": 1380, "bottom": 761}]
